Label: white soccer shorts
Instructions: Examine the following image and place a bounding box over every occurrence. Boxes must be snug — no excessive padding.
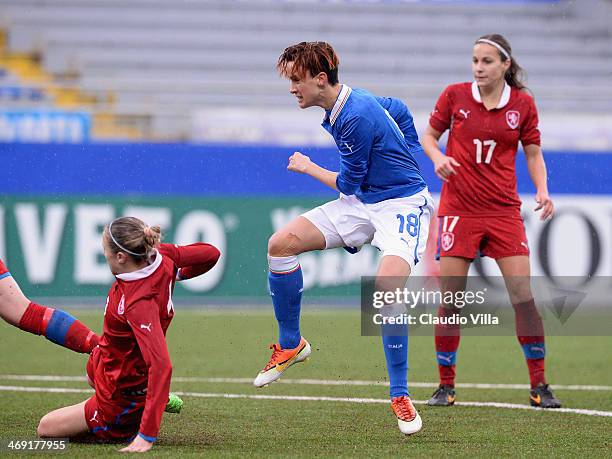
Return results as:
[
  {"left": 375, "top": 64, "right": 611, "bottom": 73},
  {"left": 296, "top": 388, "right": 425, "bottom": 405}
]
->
[{"left": 302, "top": 188, "right": 434, "bottom": 269}]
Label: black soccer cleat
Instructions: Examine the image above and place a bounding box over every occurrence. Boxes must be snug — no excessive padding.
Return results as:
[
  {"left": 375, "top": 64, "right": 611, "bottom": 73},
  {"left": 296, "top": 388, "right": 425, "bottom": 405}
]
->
[
  {"left": 530, "top": 383, "right": 562, "bottom": 408},
  {"left": 427, "top": 384, "right": 456, "bottom": 406}
]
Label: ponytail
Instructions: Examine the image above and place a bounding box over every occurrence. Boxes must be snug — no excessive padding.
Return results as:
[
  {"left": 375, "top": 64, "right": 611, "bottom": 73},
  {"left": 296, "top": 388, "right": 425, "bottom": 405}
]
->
[{"left": 104, "top": 217, "right": 162, "bottom": 262}]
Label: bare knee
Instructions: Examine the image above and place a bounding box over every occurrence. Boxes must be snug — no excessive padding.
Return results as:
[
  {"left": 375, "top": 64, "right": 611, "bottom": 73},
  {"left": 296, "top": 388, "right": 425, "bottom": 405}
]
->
[
  {"left": 506, "top": 280, "right": 533, "bottom": 305},
  {"left": 37, "top": 414, "right": 54, "bottom": 438},
  {"left": 376, "top": 255, "right": 411, "bottom": 282},
  {"left": 509, "top": 288, "right": 533, "bottom": 305},
  {"left": 268, "top": 231, "right": 301, "bottom": 257}
]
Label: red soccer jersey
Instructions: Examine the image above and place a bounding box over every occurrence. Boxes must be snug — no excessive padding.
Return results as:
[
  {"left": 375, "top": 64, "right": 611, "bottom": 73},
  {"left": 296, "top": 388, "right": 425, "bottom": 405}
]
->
[
  {"left": 92, "top": 242, "right": 220, "bottom": 441},
  {"left": 429, "top": 82, "right": 541, "bottom": 217},
  {"left": 0, "top": 258, "right": 8, "bottom": 277}
]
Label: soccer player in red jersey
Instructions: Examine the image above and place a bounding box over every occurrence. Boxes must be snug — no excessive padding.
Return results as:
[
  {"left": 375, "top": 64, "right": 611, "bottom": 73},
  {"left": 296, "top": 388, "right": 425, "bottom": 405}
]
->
[
  {"left": 0, "top": 259, "right": 98, "bottom": 354},
  {"left": 36, "top": 217, "right": 220, "bottom": 452},
  {"left": 422, "top": 34, "right": 561, "bottom": 408}
]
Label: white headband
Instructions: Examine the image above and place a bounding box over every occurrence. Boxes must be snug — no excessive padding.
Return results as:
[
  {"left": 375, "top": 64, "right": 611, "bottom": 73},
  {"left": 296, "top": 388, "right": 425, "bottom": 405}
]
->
[
  {"left": 477, "top": 38, "right": 511, "bottom": 61},
  {"left": 108, "top": 219, "right": 147, "bottom": 257}
]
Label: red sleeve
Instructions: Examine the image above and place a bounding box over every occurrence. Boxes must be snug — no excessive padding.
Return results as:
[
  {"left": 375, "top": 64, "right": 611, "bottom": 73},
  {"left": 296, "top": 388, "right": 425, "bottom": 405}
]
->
[
  {"left": 158, "top": 242, "right": 221, "bottom": 280},
  {"left": 125, "top": 299, "right": 172, "bottom": 442},
  {"left": 429, "top": 85, "right": 454, "bottom": 133},
  {"left": 520, "top": 95, "right": 541, "bottom": 147}
]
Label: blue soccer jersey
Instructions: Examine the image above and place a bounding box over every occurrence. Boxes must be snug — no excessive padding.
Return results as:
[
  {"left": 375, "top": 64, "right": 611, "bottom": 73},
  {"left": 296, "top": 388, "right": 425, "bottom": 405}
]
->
[{"left": 321, "top": 85, "right": 426, "bottom": 204}]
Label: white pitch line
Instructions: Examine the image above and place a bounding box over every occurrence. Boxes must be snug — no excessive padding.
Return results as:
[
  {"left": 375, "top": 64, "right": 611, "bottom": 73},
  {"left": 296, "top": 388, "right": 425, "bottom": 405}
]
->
[
  {"left": 1, "top": 385, "right": 611, "bottom": 418},
  {"left": 1, "top": 374, "right": 611, "bottom": 392}
]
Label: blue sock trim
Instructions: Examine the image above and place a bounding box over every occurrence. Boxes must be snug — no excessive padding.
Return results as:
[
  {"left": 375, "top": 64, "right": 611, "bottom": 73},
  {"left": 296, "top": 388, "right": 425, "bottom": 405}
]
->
[
  {"left": 521, "top": 343, "right": 546, "bottom": 360},
  {"left": 138, "top": 432, "right": 157, "bottom": 443},
  {"left": 45, "top": 310, "right": 76, "bottom": 346},
  {"left": 0, "top": 271, "right": 11, "bottom": 280},
  {"left": 436, "top": 351, "right": 457, "bottom": 366}
]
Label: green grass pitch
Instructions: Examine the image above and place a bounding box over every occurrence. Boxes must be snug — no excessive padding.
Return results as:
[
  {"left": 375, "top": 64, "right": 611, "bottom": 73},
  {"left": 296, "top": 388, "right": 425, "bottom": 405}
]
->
[{"left": 0, "top": 309, "right": 610, "bottom": 457}]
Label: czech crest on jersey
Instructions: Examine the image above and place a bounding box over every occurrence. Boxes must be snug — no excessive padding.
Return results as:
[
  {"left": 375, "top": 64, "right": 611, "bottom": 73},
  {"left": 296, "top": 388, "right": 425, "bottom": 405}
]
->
[
  {"left": 117, "top": 294, "right": 125, "bottom": 315},
  {"left": 506, "top": 110, "right": 520, "bottom": 129},
  {"left": 441, "top": 231, "right": 455, "bottom": 251}
]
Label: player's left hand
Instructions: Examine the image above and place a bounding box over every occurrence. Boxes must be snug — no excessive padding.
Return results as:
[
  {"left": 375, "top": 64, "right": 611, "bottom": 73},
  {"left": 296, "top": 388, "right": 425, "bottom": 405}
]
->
[
  {"left": 534, "top": 192, "right": 554, "bottom": 220},
  {"left": 119, "top": 435, "right": 153, "bottom": 453}
]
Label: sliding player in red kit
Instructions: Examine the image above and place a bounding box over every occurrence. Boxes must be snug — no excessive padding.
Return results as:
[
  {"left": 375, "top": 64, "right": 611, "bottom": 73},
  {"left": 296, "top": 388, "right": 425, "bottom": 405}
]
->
[
  {"left": 37, "top": 217, "right": 220, "bottom": 452},
  {"left": 422, "top": 34, "right": 561, "bottom": 408}
]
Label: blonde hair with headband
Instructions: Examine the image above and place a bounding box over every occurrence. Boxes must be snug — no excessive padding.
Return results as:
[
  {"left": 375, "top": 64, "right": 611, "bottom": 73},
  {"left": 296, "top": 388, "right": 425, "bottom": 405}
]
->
[{"left": 104, "top": 217, "right": 161, "bottom": 261}]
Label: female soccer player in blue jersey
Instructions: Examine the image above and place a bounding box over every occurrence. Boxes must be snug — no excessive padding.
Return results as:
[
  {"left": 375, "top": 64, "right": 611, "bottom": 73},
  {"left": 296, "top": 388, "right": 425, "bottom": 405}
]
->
[{"left": 252, "top": 41, "right": 433, "bottom": 435}]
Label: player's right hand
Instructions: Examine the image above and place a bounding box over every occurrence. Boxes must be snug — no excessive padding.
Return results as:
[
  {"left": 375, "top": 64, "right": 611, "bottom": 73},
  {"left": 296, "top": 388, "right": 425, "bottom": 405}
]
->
[
  {"left": 434, "top": 155, "right": 460, "bottom": 182},
  {"left": 119, "top": 435, "right": 153, "bottom": 453},
  {"left": 287, "top": 151, "right": 312, "bottom": 174}
]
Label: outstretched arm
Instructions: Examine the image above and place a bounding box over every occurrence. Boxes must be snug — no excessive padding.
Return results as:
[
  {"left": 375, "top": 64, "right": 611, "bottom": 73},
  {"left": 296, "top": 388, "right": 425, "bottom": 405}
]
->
[{"left": 158, "top": 243, "right": 221, "bottom": 281}]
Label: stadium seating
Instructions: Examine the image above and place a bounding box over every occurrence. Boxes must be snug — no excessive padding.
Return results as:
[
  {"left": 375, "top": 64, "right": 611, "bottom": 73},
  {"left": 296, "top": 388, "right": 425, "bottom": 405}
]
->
[{"left": 0, "top": 0, "right": 610, "bottom": 140}]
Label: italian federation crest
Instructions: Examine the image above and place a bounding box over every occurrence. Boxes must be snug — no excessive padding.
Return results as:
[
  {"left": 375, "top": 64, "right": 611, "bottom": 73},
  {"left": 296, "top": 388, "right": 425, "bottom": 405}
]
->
[{"left": 506, "top": 110, "right": 520, "bottom": 129}]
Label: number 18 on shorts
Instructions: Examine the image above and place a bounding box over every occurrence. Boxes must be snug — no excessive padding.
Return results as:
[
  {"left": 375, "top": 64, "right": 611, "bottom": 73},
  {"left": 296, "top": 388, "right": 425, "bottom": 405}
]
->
[{"left": 302, "top": 188, "right": 434, "bottom": 270}]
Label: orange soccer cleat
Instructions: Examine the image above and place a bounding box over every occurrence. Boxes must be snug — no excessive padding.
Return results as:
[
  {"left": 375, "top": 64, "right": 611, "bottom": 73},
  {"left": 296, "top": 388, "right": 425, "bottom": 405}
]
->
[
  {"left": 253, "top": 337, "right": 311, "bottom": 387},
  {"left": 391, "top": 395, "right": 422, "bottom": 435}
]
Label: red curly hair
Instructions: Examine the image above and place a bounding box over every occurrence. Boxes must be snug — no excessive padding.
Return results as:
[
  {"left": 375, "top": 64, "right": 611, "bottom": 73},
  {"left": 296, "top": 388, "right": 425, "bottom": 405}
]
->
[{"left": 277, "top": 41, "right": 339, "bottom": 85}]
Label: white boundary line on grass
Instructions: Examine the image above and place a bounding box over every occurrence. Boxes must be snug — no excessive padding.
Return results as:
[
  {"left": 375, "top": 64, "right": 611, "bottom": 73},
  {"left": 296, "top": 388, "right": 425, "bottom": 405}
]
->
[
  {"left": 1, "top": 374, "right": 611, "bottom": 392},
  {"left": 1, "top": 385, "right": 611, "bottom": 418}
]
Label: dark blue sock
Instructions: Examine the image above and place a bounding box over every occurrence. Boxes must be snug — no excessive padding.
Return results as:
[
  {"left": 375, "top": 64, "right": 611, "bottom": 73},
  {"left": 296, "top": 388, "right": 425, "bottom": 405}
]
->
[
  {"left": 382, "top": 322, "right": 409, "bottom": 398},
  {"left": 269, "top": 266, "right": 303, "bottom": 349}
]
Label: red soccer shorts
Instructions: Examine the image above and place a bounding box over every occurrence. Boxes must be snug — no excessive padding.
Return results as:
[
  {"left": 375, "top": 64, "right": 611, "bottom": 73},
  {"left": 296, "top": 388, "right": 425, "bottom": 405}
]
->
[
  {"left": 84, "top": 347, "right": 145, "bottom": 442},
  {"left": 437, "top": 215, "right": 529, "bottom": 260}
]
